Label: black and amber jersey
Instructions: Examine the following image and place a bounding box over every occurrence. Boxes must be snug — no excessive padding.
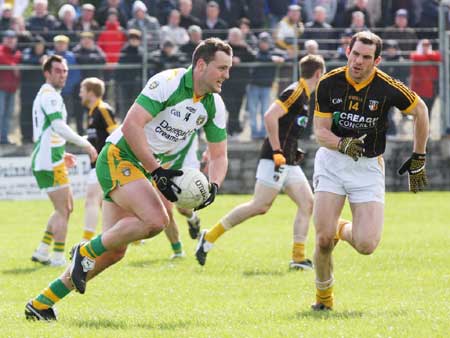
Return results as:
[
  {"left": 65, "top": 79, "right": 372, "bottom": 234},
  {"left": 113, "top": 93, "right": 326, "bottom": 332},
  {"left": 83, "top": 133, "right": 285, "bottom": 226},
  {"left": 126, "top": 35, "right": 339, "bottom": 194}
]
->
[
  {"left": 314, "top": 66, "right": 418, "bottom": 157},
  {"left": 260, "top": 78, "right": 311, "bottom": 164},
  {"left": 86, "top": 99, "right": 118, "bottom": 167}
]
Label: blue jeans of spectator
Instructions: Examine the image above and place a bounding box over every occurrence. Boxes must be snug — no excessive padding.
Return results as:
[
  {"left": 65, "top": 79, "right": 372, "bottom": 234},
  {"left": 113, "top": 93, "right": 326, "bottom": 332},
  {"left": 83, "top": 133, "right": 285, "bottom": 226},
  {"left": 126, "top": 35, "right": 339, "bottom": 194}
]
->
[
  {"left": 247, "top": 84, "right": 271, "bottom": 139},
  {"left": 0, "top": 90, "right": 15, "bottom": 143}
]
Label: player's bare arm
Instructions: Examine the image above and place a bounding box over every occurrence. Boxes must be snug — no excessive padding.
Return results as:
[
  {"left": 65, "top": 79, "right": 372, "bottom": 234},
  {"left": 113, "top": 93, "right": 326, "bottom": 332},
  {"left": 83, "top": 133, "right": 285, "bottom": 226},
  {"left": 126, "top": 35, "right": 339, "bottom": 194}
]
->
[
  {"left": 264, "top": 102, "right": 287, "bottom": 151},
  {"left": 408, "top": 97, "right": 429, "bottom": 154},
  {"left": 313, "top": 116, "right": 340, "bottom": 150},
  {"left": 205, "top": 140, "right": 227, "bottom": 187},
  {"left": 121, "top": 102, "right": 160, "bottom": 173}
]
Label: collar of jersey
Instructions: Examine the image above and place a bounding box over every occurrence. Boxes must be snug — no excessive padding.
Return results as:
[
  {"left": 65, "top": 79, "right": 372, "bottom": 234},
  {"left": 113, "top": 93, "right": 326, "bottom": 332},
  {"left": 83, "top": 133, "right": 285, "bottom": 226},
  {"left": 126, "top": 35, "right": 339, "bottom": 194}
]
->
[
  {"left": 43, "top": 83, "right": 59, "bottom": 93},
  {"left": 300, "top": 78, "right": 311, "bottom": 99},
  {"left": 88, "top": 98, "right": 102, "bottom": 116},
  {"left": 345, "top": 66, "right": 377, "bottom": 92}
]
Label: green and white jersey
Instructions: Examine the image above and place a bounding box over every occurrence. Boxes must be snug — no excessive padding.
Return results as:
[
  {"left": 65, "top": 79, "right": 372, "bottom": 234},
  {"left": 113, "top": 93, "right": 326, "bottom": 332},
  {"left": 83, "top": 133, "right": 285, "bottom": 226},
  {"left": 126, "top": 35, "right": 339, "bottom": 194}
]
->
[
  {"left": 107, "top": 67, "right": 227, "bottom": 169},
  {"left": 31, "top": 84, "right": 68, "bottom": 171}
]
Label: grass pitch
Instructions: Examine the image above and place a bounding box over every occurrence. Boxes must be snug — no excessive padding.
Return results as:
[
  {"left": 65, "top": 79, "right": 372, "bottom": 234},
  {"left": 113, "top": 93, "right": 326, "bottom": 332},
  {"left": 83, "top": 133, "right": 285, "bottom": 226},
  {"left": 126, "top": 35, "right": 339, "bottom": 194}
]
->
[{"left": 0, "top": 192, "right": 449, "bottom": 337}]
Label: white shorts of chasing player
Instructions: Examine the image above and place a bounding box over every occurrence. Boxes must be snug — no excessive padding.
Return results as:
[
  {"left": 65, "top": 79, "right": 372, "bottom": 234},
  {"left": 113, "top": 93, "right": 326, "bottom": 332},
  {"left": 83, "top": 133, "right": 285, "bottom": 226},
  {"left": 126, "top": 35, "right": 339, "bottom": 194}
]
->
[
  {"left": 313, "top": 147, "right": 385, "bottom": 204},
  {"left": 256, "top": 159, "right": 308, "bottom": 191},
  {"left": 87, "top": 168, "right": 99, "bottom": 185}
]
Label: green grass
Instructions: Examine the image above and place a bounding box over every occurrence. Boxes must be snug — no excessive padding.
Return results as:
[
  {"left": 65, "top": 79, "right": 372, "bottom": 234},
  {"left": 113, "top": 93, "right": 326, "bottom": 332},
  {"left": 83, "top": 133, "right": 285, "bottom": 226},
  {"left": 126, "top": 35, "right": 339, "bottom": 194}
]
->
[{"left": 0, "top": 192, "right": 449, "bottom": 337}]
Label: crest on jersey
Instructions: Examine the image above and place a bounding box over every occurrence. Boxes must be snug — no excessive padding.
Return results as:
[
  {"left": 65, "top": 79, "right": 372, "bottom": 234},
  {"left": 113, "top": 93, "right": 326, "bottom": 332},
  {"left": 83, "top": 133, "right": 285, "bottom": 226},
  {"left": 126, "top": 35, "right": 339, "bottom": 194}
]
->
[
  {"left": 149, "top": 81, "right": 159, "bottom": 89},
  {"left": 122, "top": 168, "right": 131, "bottom": 176},
  {"left": 368, "top": 100, "right": 379, "bottom": 111},
  {"left": 196, "top": 115, "right": 206, "bottom": 125},
  {"left": 51, "top": 99, "right": 57, "bottom": 106},
  {"left": 297, "top": 116, "right": 308, "bottom": 127}
]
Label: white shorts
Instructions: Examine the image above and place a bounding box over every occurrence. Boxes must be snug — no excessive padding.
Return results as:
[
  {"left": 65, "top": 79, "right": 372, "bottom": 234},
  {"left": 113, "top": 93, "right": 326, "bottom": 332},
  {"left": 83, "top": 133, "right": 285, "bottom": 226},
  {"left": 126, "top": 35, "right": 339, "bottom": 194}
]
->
[
  {"left": 87, "top": 168, "right": 98, "bottom": 185},
  {"left": 313, "top": 147, "right": 385, "bottom": 204},
  {"left": 256, "top": 159, "right": 308, "bottom": 191}
]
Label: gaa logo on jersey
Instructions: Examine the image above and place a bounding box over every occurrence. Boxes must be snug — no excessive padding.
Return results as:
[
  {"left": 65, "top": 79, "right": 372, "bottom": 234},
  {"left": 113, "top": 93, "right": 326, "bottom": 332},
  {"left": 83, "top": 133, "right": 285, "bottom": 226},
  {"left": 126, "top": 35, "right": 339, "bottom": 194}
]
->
[
  {"left": 296, "top": 116, "right": 308, "bottom": 127},
  {"left": 368, "top": 100, "right": 379, "bottom": 111},
  {"left": 149, "top": 81, "right": 159, "bottom": 89}
]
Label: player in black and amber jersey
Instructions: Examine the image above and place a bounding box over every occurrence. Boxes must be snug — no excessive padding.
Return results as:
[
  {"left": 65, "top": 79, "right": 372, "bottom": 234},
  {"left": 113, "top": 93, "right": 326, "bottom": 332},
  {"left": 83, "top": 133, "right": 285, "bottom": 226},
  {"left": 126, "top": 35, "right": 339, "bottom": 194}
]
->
[
  {"left": 195, "top": 55, "right": 325, "bottom": 268},
  {"left": 79, "top": 77, "right": 118, "bottom": 241},
  {"left": 311, "top": 31, "right": 429, "bottom": 311}
]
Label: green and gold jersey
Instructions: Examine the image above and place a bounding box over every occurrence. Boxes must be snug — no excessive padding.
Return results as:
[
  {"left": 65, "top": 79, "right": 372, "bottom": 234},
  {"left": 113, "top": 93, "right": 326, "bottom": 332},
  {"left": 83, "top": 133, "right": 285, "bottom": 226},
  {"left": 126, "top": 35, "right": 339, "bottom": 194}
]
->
[
  {"left": 31, "top": 84, "right": 67, "bottom": 171},
  {"left": 107, "top": 67, "right": 227, "bottom": 169},
  {"left": 314, "top": 66, "right": 419, "bottom": 157}
]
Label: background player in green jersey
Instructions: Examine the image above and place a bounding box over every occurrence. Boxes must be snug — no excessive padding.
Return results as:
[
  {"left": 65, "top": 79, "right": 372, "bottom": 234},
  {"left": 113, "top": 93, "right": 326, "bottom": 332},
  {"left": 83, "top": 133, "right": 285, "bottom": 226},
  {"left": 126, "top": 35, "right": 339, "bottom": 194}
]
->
[
  {"left": 30, "top": 55, "right": 97, "bottom": 267},
  {"left": 25, "top": 38, "right": 232, "bottom": 321},
  {"left": 312, "top": 31, "right": 429, "bottom": 310}
]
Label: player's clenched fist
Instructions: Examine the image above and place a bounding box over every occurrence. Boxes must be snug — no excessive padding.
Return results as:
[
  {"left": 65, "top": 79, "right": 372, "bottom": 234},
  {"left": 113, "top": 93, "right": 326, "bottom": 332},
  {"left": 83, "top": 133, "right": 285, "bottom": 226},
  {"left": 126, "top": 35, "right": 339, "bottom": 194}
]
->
[
  {"left": 273, "top": 149, "right": 286, "bottom": 171},
  {"left": 398, "top": 153, "right": 427, "bottom": 193},
  {"left": 151, "top": 167, "right": 183, "bottom": 202},
  {"left": 338, "top": 135, "right": 365, "bottom": 161}
]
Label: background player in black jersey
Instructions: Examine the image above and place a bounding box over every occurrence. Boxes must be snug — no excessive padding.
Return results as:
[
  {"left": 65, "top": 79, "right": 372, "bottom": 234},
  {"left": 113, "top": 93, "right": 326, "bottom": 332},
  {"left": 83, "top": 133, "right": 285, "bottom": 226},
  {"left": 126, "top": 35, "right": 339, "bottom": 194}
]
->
[
  {"left": 195, "top": 55, "right": 325, "bottom": 267},
  {"left": 312, "top": 31, "right": 429, "bottom": 311},
  {"left": 79, "top": 77, "right": 118, "bottom": 241}
]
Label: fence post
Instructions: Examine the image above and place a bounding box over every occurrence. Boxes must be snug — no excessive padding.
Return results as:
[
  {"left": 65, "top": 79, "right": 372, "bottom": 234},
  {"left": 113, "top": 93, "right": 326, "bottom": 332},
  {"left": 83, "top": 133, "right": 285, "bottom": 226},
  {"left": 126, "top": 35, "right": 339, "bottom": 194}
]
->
[
  {"left": 438, "top": 4, "right": 449, "bottom": 135},
  {"left": 142, "top": 27, "right": 149, "bottom": 88}
]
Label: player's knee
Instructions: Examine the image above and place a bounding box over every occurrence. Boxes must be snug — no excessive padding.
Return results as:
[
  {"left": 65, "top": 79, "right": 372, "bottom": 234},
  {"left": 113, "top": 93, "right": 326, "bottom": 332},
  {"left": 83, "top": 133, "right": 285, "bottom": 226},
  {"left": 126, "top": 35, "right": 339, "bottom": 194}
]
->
[
  {"left": 254, "top": 201, "right": 272, "bottom": 215},
  {"left": 355, "top": 240, "right": 378, "bottom": 255},
  {"left": 142, "top": 212, "right": 168, "bottom": 237},
  {"left": 316, "top": 234, "right": 334, "bottom": 251}
]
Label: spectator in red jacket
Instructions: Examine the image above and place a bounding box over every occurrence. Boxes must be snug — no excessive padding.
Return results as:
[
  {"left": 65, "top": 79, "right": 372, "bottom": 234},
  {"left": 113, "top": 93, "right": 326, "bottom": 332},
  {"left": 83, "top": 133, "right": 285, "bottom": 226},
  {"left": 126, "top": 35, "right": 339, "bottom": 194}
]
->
[
  {"left": 97, "top": 8, "right": 127, "bottom": 64},
  {"left": 410, "top": 39, "right": 441, "bottom": 119},
  {"left": 0, "top": 30, "right": 21, "bottom": 144}
]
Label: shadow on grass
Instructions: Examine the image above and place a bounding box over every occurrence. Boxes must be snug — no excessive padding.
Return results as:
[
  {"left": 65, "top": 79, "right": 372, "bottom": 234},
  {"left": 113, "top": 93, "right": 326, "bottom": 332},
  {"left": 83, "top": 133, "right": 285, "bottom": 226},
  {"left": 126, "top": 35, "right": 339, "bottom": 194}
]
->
[
  {"left": 243, "top": 269, "right": 285, "bottom": 277},
  {"left": 72, "top": 318, "right": 192, "bottom": 330},
  {"left": 2, "top": 266, "right": 46, "bottom": 275},
  {"left": 126, "top": 258, "right": 171, "bottom": 268},
  {"left": 294, "top": 309, "right": 364, "bottom": 320}
]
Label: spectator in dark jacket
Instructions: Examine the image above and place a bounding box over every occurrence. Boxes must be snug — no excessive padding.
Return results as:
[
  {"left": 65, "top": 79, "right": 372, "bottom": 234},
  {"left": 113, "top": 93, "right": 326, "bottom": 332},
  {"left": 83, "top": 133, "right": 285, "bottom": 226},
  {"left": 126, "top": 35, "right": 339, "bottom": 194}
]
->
[
  {"left": 25, "top": 0, "right": 58, "bottom": 42},
  {"left": 96, "top": 0, "right": 129, "bottom": 28},
  {"left": 382, "top": 9, "right": 418, "bottom": 54},
  {"left": 216, "top": 0, "right": 247, "bottom": 27},
  {"left": 302, "top": 6, "right": 336, "bottom": 56},
  {"left": 50, "top": 34, "right": 83, "bottom": 133},
  {"left": 221, "top": 27, "right": 255, "bottom": 137},
  {"left": 20, "top": 35, "right": 48, "bottom": 143},
  {"left": 116, "top": 29, "right": 143, "bottom": 118},
  {"left": 148, "top": 38, "right": 187, "bottom": 75},
  {"left": 247, "top": 32, "right": 285, "bottom": 139},
  {"left": 341, "top": 0, "right": 372, "bottom": 28},
  {"left": 73, "top": 31, "right": 106, "bottom": 79},
  {"left": 201, "top": 1, "right": 228, "bottom": 40},
  {"left": 178, "top": 0, "right": 201, "bottom": 30},
  {"left": 0, "top": 30, "right": 21, "bottom": 144},
  {"left": 180, "top": 25, "right": 202, "bottom": 59},
  {"left": 74, "top": 3, "right": 100, "bottom": 33},
  {"left": 0, "top": 3, "right": 13, "bottom": 33},
  {"left": 56, "top": 4, "right": 79, "bottom": 47}
]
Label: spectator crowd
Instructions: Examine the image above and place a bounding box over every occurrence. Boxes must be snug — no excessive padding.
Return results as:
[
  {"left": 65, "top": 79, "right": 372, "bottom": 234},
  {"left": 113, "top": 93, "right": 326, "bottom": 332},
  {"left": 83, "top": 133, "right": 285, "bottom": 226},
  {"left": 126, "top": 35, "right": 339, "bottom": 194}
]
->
[{"left": 0, "top": 0, "right": 445, "bottom": 144}]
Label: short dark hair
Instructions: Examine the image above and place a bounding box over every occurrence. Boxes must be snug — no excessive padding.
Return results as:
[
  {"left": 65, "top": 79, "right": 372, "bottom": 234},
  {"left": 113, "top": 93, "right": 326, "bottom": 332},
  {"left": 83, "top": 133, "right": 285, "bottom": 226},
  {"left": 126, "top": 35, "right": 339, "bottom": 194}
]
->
[
  {"left": 192, "top": 37, "right": 232, "bottom": 68},
  {"left": 299, "top": 54, "right": 325, "bottom": 79},
  {"left": 42, "top": 54, "right": 66, "bottom": 73},
  {"left": 349, "top": 31, "right": 382, "bottom": 59}
]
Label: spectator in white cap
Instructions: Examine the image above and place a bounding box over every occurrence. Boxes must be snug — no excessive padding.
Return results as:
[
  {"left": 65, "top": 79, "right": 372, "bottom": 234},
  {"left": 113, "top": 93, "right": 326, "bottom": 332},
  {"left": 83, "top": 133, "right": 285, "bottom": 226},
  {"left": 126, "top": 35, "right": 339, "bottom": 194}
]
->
[{"left": 127, "top": 0, "right": 160, "bottom": 49}]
